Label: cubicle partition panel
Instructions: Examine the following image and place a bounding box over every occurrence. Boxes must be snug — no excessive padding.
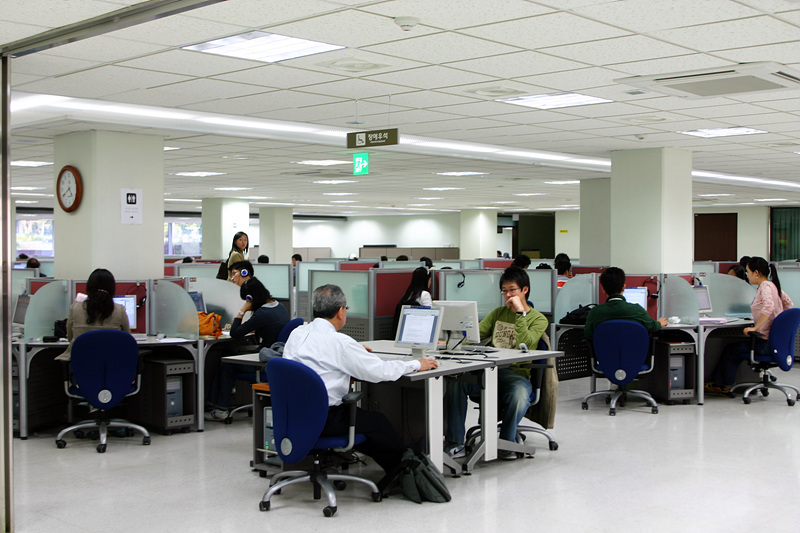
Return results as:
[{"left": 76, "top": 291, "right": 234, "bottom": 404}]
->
[
  {"left": 552, "top": 273, "right": 598, "bottom": 324},
  {"left": 571, "top": 266, "right": 607, "bottom": 275},
  {"left": 73, "top": 279, "right": 149, "bottom": 334},
  {"left": 164, "top": 264, "right": 176, "bottom": 277},
  {"left": 379, "top": 261, "right": 425, "bottom": 269},
  {"left": 701, "top": 273, "right": 757, "bottom": 317},
  {"left": 151, "top": 279, "right": 199, "bottom": 339},
  {"left": 189, "top": 278, "right": 242, "bottom": 326},
  {"left": 12, "top": 269, "right": 37, "bottom": 307},
  {"left": 718, "top": 262, "right": 738, "bottom": 274},
  {"left": 27, "top": 278, "right": 57, "bottom": 295},
  {"left": 371, "top": 269, "right": 415, "bottom": 340},
  {"left": 596, "top": 274, "right": 659, "bottom": 320},
  {"left": 661, "top": 274, "right": 700, "bottom": 324},
  {"left": 23, "top": 280, "right": 71, "bottom": 342},
  {"left": 528, "top": 268, "right": 556, "bottom": 316},
  {"left": 296, "top": 261, "right": 338, "bottom": 321},
  {"left": 252, "top": 264, "right": 293, "bottom": 316},
  {"left": 439, "top": 270, "right": 505, "bottom": 319},
  {"left": 552, "top": 274, "right": 598, "bottom": 381},
  {"left": 692, "top": 261, "right": 718, "bottom": 276},
  {"left": 309, "top": 270, "right": 372, "bottom": 341},
  {"left": 461, "top": 260, "right": 481, "bottom": 269},
  {"left": 480, "top": 259, "right": 513, "bottom": 269},
  {"left": 776, "top": 267, "right": 800, "bottom": 306},
  {"left": 175, "top": 263, "right": 223, "bottom": 280},
  {"left": 340, "top": 262, "right": 374, "bottom": 271}
]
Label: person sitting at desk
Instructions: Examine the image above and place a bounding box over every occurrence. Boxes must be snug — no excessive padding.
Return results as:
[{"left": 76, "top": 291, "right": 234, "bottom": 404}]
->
[
  {"left": 206, "top": 277, "right": 290, "bottom": 421},
  {"left": 706, "top": 257, "right": 793, "bottom": 397},
  {"left": 554, "top": 253, "right": 573, "bottom": 289},
  {"left": 56, "top": 268, "right": 131, "bottom": 362},
  {"left": 283, "top": 284, "right": 437, "bottom": 475},
  {"left": 228, "top": 260, "right": 253, "bottom": 287},
  {"left": 444, "top": 267, "right": 548, "bottom": 461},
  {"left": 392, "top": 267, "right": 433, "bottom": 332},
  {"left": 583, "top": 267, "right": 667, "bottom": 341}
]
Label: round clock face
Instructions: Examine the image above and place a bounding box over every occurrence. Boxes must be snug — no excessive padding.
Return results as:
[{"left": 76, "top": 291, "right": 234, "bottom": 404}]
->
[{"left": 57, "top": 165, "right": 82, "bottom": 212}]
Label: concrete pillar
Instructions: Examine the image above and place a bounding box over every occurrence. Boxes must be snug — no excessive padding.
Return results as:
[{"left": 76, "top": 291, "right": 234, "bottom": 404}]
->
[
  {"left": 579, "top": 178, "right": 610, "bottom": 266},
  {"left": 201, "top": 198, "right": 250, "bottom": 260},
  {"left": 610, "top": 148, "right": 693, "bottom": 273},
  {"left": 460, "top": 209, "right": 497, "bottom": 259},
  {"left": 555, "top": 210, "right": 579, "bottom": 259},
  {"left": 53, "top": 130, "right": 164, "bottom": 279},
  {"left": 258, "top": 207, "right": 293, "bottom": 264}
]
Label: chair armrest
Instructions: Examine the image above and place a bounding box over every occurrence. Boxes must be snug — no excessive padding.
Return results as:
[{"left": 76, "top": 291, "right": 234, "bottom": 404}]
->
[
  {"left": 333, "top": 390, "right": 365, "bottom": 453},
  {"left": 748, "top": 331, "right": 764, "bottom": 364}
]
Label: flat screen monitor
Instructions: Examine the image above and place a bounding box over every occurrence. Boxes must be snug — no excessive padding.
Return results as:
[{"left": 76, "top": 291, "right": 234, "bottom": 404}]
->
[
  {"left": 394, "top": 305, "right": 442, "bottom": 357},
  {"left": 13, "top": 294, "right": 30, "bottom": 326},
  {"left": 189, "top": 291, "right": 206, "bottom": 313},
  {"left": 12, "top": 263, "right": 27, "bottom": 270},
  {"left": 693, "top": 285, "right": 713, "bottom": 315},
  {"left": 433, "top": 300, "right": 480, "bottom": 346},
  {"left": 622, "top": 286, "right": 648, "bottom": 310},
  {"left": 113, "top": 295, "right": 137, "bottom": 330}
]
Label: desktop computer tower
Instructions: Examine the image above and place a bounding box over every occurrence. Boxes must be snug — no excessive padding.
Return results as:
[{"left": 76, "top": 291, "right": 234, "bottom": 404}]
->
[
  {"left": 128, "top": 356, "right": 196, "bottom": 434},
  {"left": 166, "top": 376, "right": 183, "bottom": 418},
  {"left": 638, "top": 341, "right": 696, "bottom": 404}
]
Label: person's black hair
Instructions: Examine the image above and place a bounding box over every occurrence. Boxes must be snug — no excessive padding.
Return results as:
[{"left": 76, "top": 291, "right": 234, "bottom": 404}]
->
[
  {"left": 511, "top": 254, "right": 531, "bottom": 269},
  {"left": 396, "top": 255, "right": 409, "bottom": 261},
  {"left": 419, "top": 256, "right": 433, "bottom": 268},
  {"left": 182, "top": 256, "right": 194, "bottom": 263},
  {"left": 599, "top": 266, "right": 625, "bottom": 296},
  {"left": 26, "top": 257, "right": 40, "bottom": 269},
  {"left": 747, "top": 256, "right": 782, "bottom": 296},
  {"left": 535, "top": 263, "right": 552, "bottom": 269},
  {"left": 400, "top": 267, "right": 431, "bottom": 305},
  {"left": 85, "top": 268, "right": 116, "bottom": 324},
  {"left": 380, "top": 256, "right": 388, "bottom": 262},
  {"left": 229, "top": 260, "right": 254, "bottom": 277},
  {"left": 292, "top": 253, "right": 302, "bottom": 262},
  {"left": 17, "top": 253, "right": 29, "bottom": 260},
  {"left": 502, "top": 253, "right": 510, "bottom": 259},
  {"left": 257, "top": 255, "right": 269, "bottom": 264},
  {"left": 554, "top": 253, "right": 572, "bottom": 275},
  {"left": 727, "top": 264, "right": 747, "bottom": 281},
  {"left": 499, "top": 266, "right": 530, "bottom": 292},
  {"left": 240, "top": 277, "right": 271, "bottom": 309},
  {"left": 739, "top": 256, "right": 751, "bottom": 268},
  {"left": 230, "top": 231, "right": 249, "bottom": 255}
]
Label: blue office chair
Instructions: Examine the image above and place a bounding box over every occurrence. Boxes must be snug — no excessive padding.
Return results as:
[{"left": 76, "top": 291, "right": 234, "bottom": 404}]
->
[
  {"left": 259, "top": 358, "right": 381, "bottom": 517},
  {"left": 226, "top": 317, "right": 303, "bottom": 423},
  {"left": 55, "top": 330, "right": 151, "bottom": 453},
  {"left": 731, "top": 308, "right": 800, "bottom": 406},
  {"left": 581, "top": 320, "right": 659, "bottom": 416}
]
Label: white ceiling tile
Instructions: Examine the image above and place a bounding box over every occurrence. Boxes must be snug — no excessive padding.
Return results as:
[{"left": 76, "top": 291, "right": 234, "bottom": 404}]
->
[
  {"left": 555, "top": 101, "right": 655, "bottom": 119},
  {"left": 362, "top": 108, "right": 466, "bottom": 125},
  {"left": 363, "top": 90, "right": 478, "bottom": 109},
  {"left": 0, "top": 20, "right": 52, "bottom": 46},
  {"left": 295, "top": 77, "right": 417, "bottom": 99},
  {"left": 727, "top": 0, "right": 800, "bottom": 14},
  {"left": 15, "top": 66, "right": 193, "bottom": 99},
  {"left": 109, "top": 14, "right": 250, "bottom": 46},
  {"left": 184, "top": 0, "right": 341, "bottom": 27},
  {"left": 713, "top": 41, "right": 800, "bottom": 65},
  {"left": 514, "top": 67, "right": 627, "bottom": 91},
  {"left": 359, "top": 0, "right": 554, "bottom": 30},
  {"left": 118, "top": 50, "right": 262, "bottom": 78},
  {"left": 213, "top": 64, "right": 346, "bottom": 89},
  {"left": 191, "top": 89, "right": 346, "bottom": 115},
  {"left": 39, "top": 35, "right": 167, "bottom": 63},
  {"left": 446, "top": 51, "right": 587, "bottom": 79},
  {"left": 365, "top": 65, "right": 498, "bottom": 90},
  {"left": 113, "top": 78, "right": 270, "bottom": 108},
  {"left": 363, "top": 32, "right": 522, "bottom": 64},
  {"left": 677, "top": 103, "right": 781, "bottom": 120},
  {"left": 461, "top": 12, "right": 630, "bottom": 49},
  {"left": 11, "top": 53, "right": 101, "bottom": 78},
  {"left": 2, "top": 0, "right": 122, "bottom": 27},
  {"left": 257, "top": 98, "right": 397, "bottom": 123},
  {"left": 609, "top": 54, "right": 738, "bottom": 77},
  {"left": 278, "top": 48, "right": 428, "bottom": 76},
  {"left": 542, "top": 35, "right": 692, "bottom": 66},
  {"left": 651, "top": 16, "right": 800, "bottom": 52}
]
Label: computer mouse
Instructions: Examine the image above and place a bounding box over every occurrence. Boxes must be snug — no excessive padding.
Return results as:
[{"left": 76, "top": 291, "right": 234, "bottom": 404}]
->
[{"left": 519, "top": 343, "right": 529, "bottom": 353}]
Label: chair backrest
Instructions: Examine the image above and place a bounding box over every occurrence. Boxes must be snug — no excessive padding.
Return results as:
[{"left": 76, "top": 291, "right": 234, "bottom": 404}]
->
[
  {"left": 70, "top": 330, "right": 140, "bottom": 410},
  {"left": 266, "top": 358, "right": 329, "bottom": 464},
  {"left": 768, "top": 308, "right": 800, "bottom": 371},
  {"left": 592, "top": 320, "right": 651, "bottom": 386},
  {"left": 277, "top": 317, "right": 304, "bottom": 344}
]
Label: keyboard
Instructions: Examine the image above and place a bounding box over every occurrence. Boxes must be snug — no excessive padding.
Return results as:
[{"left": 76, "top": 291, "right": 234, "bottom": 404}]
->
[
  {"left": 132, "top": 333, "right": 149, "bottom": 341},
  {"left": 460, "top": 345, "right": 499, "bottom": 353}
]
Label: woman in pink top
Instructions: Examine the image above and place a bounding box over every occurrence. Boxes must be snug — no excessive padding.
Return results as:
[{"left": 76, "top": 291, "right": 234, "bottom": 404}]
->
[{"left": 708, "top": 257, "right": 793, "bottom": 394}]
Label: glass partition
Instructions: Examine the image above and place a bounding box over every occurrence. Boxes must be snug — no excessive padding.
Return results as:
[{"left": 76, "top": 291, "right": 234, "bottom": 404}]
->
[
  {"left": 661, "top": 275, "right": 699, "bottom": 325},
  {"left": 176, "top": 264, "right": 222, "bottom": 279},
  {"left": 12, "top": 269, "right": 36, "bottom": 305},
  {"left": 298, "top": 261, "right": 336, "bottom": 292},
  {"left": 309, "top": 270, "right": 370, "bottom": 318},
  {"left": 316, "top": 258, "right": 346, "bottom": 263},
  {"left": 692, "top": 261, "right": 717, "bottom": 275},
  {"left": 553, "top": 274, "right": 596, "bottom": 324},
  {"left": 24, "top": 280, "right": 70, "bottom": 342},
  {"left": 151, "top": 279, "right": 199, "bottom": 339},
  {"left": 528, "top": 269, "right": 555, "bottom": 314},
  {"left": 252, "top": 264, "right": 291, "bottom": 299},
  {"left": 461, "top": 260, "right": 481, "bottom": 269},
  {"left": 702, "top": 273, "right": 756, "bottom": 317},
  {"left": 37, "top": 260, "right": 55, "bottom": 277},
  {"left": 774, "top": 268, "right": 800, "bottom": 305},
  {"left": 380, "top": 261, "right": 424, "bottom": 269},
  {"left": 436, "top": 260, "right": 463, "bottom": 269},
  {"left": 440, "top": 270, "right": 504, "bottom": 319},
  {"left": 189, "top": 278, "right": 242, "bottom": 325}
]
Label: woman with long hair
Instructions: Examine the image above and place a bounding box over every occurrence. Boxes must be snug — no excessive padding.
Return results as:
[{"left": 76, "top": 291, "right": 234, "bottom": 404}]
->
[
  {"left": 226, "top": 231, "right": 249, "bottom": 281},
  {"left": 57, "top": 268, "right": 131, "bottom": 361},
  {"left": 392, "top": 267, "right": 432, "bottom": 333}
]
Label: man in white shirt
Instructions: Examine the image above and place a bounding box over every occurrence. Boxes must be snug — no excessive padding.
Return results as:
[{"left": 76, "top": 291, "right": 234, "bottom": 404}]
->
[{"left": 284, "top": 284, "right": 438, "bottom": 473}]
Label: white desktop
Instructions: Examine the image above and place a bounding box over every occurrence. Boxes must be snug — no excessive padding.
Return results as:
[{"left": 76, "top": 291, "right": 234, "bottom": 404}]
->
[{"left": 394, "top": 305, "right": 442, "bottom": 357}]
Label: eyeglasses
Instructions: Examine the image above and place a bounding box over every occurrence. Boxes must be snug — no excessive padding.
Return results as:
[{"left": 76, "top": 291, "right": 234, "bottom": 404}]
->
[
  {"left": 341, "top": 306, "right": 350, "bottom": 310},
  {"left": 500, "top": 287, "right": 521, "bottom": 295}
]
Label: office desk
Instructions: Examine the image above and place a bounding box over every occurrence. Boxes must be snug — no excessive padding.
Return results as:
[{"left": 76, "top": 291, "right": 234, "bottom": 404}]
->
[{"left": 695, "top": 319, "right": 753, "bottom": 404}]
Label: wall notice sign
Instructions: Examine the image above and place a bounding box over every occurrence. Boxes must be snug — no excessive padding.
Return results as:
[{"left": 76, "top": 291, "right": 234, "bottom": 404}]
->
[
  {"left": 121, "top": 188, "right": 143, "bottom": 225},
  {"left": 346, "top": 128, "right": 398, "bottom": 149}
]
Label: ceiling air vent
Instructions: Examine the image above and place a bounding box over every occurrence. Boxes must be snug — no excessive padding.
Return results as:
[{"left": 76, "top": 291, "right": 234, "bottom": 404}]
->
[{"left": 615, "top": 62, "right": 800, "bottom": 99}]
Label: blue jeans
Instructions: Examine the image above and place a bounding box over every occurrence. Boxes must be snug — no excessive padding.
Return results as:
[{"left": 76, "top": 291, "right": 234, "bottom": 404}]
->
[
  {"left": 713, "top": 338, "right": 770, "bottom": 387},
  {"left": 445, "top": 368, "right": 533, "bottom": 444}
]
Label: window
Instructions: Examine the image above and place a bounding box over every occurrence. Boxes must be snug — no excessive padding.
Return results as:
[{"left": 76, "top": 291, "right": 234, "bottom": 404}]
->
[
  {"left": 16, "top": 216, "right": 54, "bottom": 257},
  {"left": 771, "top": 207, "right": 800, "bottom": 261},
  {"left": 164, "top": 219, "right": 202, "bottom": 256}
]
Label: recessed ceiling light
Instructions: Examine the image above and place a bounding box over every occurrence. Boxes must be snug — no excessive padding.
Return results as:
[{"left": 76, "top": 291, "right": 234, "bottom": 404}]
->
[
  {"left": 424, "top": 187, "right": 465, "bottom": 191},
  {"left": 491, "top": 201, "right": 518, "bottom": 204},
  {"left": 221, "top": 155, "right": 248, "bottom": 160},
  {"left": 408, "top": 203, "right": 433, "bottom": 207},
  {"left": 329, "top": 200, "right": 358, "bottom": 203},
  {"left": 165, "top": 198, "right": 202, "bottom": 202},
  {"left": 11, "top": 186, "right": 46, "bottom": 191},
  {"left": 499, "top": 151, "right": 572, "bottom": 161},
  {"left": 174, "top": 171, "right": 226, "bottom": 177},
  {"left": 622, "top": 115, "right": 666, "bottom": 124},
  {"left": 238, "top": 196, "right": 271, "bottom": 200},
  {"left": 183, "top": 31, "right": 344, "bottom": 63},
  {"left": 544, "top": 180, "right": 580, "bottom": 185},
  {"left": 10, "top": 161, "right": 52, "bottom": 167},
  {"left": 295, "top": 160, "right": 350, "bottom": 166},
  {"left": 313, "top": 180, "right": 358, "bottom": 184},
  {"left": 435, "top": 171, "right": 488, "bottom": 176},
  {"left": 698, "top": 193, "right": 734, "bottom": 197},
  {"left": 316, "top": 57, "right": 390, "bottom": 72},
  {"left": 417, "top": 197, "right": 443, "bottom": 200},
  {"left": 497, "top": 92, "right": 612, "bottom": 110},
  {"left": 514, "top": 193, "right": 546, "bottom": 196},
  {"left": 11, "top": 192, "right": 53, "bottom": 197},
  {"left": 678, "top": 126, "right": 767, "bottom": 138},
  {"left": 323, "top": 192, "right": 358, "bottom": 196},
  {"left": 164, "top": 146, "right": 181, "bottom": 151},
  {"left": 213, "top": 187, "right": 252, "bottom": 191},
  {"left": 560, "top": 204, "right": 579, "bottom": 207},
  {"left": 14, "top": 200, "right": 38, "bottom": 204},
  {"left": 466, "top": 86, "right": 528, "bottom": 97},
  {"left": 754, "top": 198, "right": 787, "bottom": 202}
]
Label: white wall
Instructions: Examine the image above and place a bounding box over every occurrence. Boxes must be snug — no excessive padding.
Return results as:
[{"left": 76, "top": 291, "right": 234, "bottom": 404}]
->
[
  {"left": 555, "top": 210, "right": 579, "bottom": 259},
  {"left": 693, "top": 205, "right": 769, "bottom": 259},
  {"left": 292, "top": 214, "right": 461, "bottom": 257},
  {"left": 497, "top": 227, "right": 512, "bottom": 257}
]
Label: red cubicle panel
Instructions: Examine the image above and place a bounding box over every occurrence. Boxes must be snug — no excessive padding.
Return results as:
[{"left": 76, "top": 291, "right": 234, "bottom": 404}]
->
[
  {"left": 340, "top": 262, "right": 374, "bottom": 271},
  {"left": 718, "top": 262, "right": 738, "bottom": 274},
  {"left": 29, "top": 279, "right": 55, "bottom": 295},
  {"left": 572, "top": 266, "right": 607, "bottom": 275},
  {"left": 375, "top": 271, "right": 415, "bottom": 317},
  {"left": 75, "top": 280, "right": 147, "bottom": 334},
  {"left": 164, "top": 264, "right": 176, "bottom": 277},
  {"left": 483, "top": 259, "right": 513, "bottom": 269},
  {"left": 597, "top": 275, "right": 659, "bottom": 320}
]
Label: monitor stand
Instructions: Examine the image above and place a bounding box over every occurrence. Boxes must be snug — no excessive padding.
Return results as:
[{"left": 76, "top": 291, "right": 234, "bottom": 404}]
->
[{"left": 411, "top": 347, "right": 426, "bottom": 358}]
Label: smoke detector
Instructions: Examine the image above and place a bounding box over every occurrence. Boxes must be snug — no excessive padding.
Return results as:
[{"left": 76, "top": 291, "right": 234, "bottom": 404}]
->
[{"left": 394, "top": 16, "right": 419, "bottom": 31}]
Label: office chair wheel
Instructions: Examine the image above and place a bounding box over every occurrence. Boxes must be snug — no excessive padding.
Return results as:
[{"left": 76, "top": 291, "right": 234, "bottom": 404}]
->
[
  {"left": 743, "top": 397, "right": 752, "bottom": 404},
  {"left": 259, "top": 501, "right": 270, "bottom": 511},
  {"left": 788, "top": 399, "right": 796, "bottom": 406},
  {"left": 96, "top": 443, "right": 107, "bottom": 453},
  {"left": 224, "top": 417, "right": 233, "bottom": 425},
  {"left": 73, "top": 430, "right": 85, "bottom": 439},
  {"left": 581, "top": 402, "right": 588, "bottom": 410},
  {"left": 604, "top": 397, "right": 611, "bottom": 405},
  {"left": 56, "top": 439, "right": 67, "bottom": 449},
  {"left": 89, "top": 430, "right": 100, "bottom": 441},
  {"left": 333, "top": 480, "right": 347, "bottom": 490},
  {"left": 609, "top": 408, "right": 616, "bottom": 416},
  {"left": 770, "top": 374, "right": 778, "bottom": 382},
  {"left": 259, "top": 471, "right": 267, "bottom": 478},
  {"left": 651, "top": 406, "right": 658, "bottom": 414},
  {"left": 372, "top": 492, "right": 382, "bottom": 502},
  {"left": 181, "top": 426, "right": 191, "bottom": 433},
  {"left": 323, "top": 505, "right": 337, "bottom": 517},
  {"left": 248, "top": 408, "right": 254, "bottom": 417},
  {"left": 549, "top": 441, "right": 559, "bottom": 451},
  {"left": 142, "top": 436, "right": 151, "bottom": 445}
]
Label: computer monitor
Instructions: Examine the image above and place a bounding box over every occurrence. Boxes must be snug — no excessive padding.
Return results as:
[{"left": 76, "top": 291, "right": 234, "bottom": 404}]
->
[
  {"left": 622, "top": 286, "right": 648, "bottom": 310},
  {"left": 433, "top": 300, "right": 480, "bottom": 347},
  {"left": 394, "top": 305, "right": 442, "bottom": 357},
  {"left": 693, "top": 285, "right": 713, "bottom": 315},
  {"left": 113, "top": 295, "right": 137, "bottom": 329},
  {"left": 188, "top": 291, "right": 206, "bottom": 313},
  {"left": 13, "top": 294, "right": 30, "bottom": 326}
]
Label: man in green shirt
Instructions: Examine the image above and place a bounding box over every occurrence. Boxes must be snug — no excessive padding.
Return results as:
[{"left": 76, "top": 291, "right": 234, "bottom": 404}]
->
[
  {"left": 444, "top": 267, "right": 548, "bottom": 461},
  {"left": 584, "top": 266, "right": 667, "bottom": 340}
]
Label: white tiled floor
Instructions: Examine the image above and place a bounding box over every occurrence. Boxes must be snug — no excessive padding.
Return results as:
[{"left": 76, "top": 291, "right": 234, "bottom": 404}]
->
[{"left": 14, "top": 373, "right": 800, "bottom": 532}]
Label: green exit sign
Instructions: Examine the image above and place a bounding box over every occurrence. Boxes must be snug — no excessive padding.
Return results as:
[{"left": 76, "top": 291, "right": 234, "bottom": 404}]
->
[{"left": 353, "top": 153, "right": 369, "bottom": 175}]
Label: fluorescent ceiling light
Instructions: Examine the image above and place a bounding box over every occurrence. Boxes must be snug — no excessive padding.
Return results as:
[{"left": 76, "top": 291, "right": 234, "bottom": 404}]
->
[
  {"left": 54, "top": 100, "right": 194, "bottom": 120},
  {"left": 174, "top": 172, "right": 227, "bottom": 177},
  {"left": 514, "top": 193, "right": 545, "bottom": 196},
  {"left": 198, "top": 117, "right": 314, "bottom": 133},
  {"left": 213, "top": 187, "right": 252, "bottom": 191},
  {"left": 329, "top": 200, "right": 358, "bottom": 203},
  {"left": 497, "top": 92, "right": 612, "bottom": 110},
  {"left": 417, "top": 197, "right": 443, "bottom": 200},
  {"left": 698, "top": 193, "right": 734, "bottom": 197},
  {"left": 313, "top": 180, "right": 358, "bottom": 184},
  {"left": 165, "top": 198, "right": 202, "bottom": 202},
  {"left": 560, "top": 204, "right": 579, "bottom": 207},
  {"left": 678, "top": 126, "right": 767, "bottom": 138},
  {"left": 11, "top": 192, "right": 53, "bottom": 197},
  {"left": 435, "top": 171, "right": 488, "bottom": 176},
  {"left": 544, "top": 180, "right": 580, "bottom": 185},
  {"left": 424, "top": 187, "right": 464, "bottom": 191},
  {"left": 164, "top": 146, "right": 181, "bottom": 151},
  {"left": 499, "top": 151, "right": 572, "bottom": 161},
  {"left": 14, "top": 200, "right": 38, "bottom": 204},
  {"left": 566, "top": 158, "right": 611, "bottom": 167},
  {"left": 491, "top": 201, "right": 518, "bottom": 204},
  {"left": 754, "top": 198, "right": 787, "bottom": 202},
  {"left": 10, "top": 161, "right": 53, "bottom": 167},
  {"left": 409, "top": 141, "right": 500, "bottom": 154},
  {"left": 183, "top": 31, "right": 344, "bottom": 63},
  {"left": 323, "top": 192, "right": 357, "bottom": 196},
  {"left": 296, "top": 160, "right": 350, "bottom": 166},
  {"left": 238, "top": 196, "right": 271, "bottom": 200},
  {"left": 11, "top": 186, "right": 46, "bottom": 191},
  {"left": 10, "top": 94, "right": 69, "bottom": 112},
  {"left": 408, "top": 204, "right": 433, "bottom": 207}
]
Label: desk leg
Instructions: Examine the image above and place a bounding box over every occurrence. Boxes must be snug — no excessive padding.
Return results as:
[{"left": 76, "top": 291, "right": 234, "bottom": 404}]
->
[
  {"left": 483, "top": 366, "right": 498, "bottom": 462},
  {"left": 196, "top": 339, "right": 205, "bottom": 432},
  {"left": 697, "top": 326, "right": 706, "bottom": 405},
  {"left": 14, "top": 342, "right": 28, "bottom": 439},
  {"left": 425, "top": 376, "right": 443, "bottom": 472}
]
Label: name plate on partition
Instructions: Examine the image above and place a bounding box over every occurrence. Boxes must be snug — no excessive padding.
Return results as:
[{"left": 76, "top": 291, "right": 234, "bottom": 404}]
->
[{"left": 346, "top": 128, "right": 398, "bottom": 149}]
